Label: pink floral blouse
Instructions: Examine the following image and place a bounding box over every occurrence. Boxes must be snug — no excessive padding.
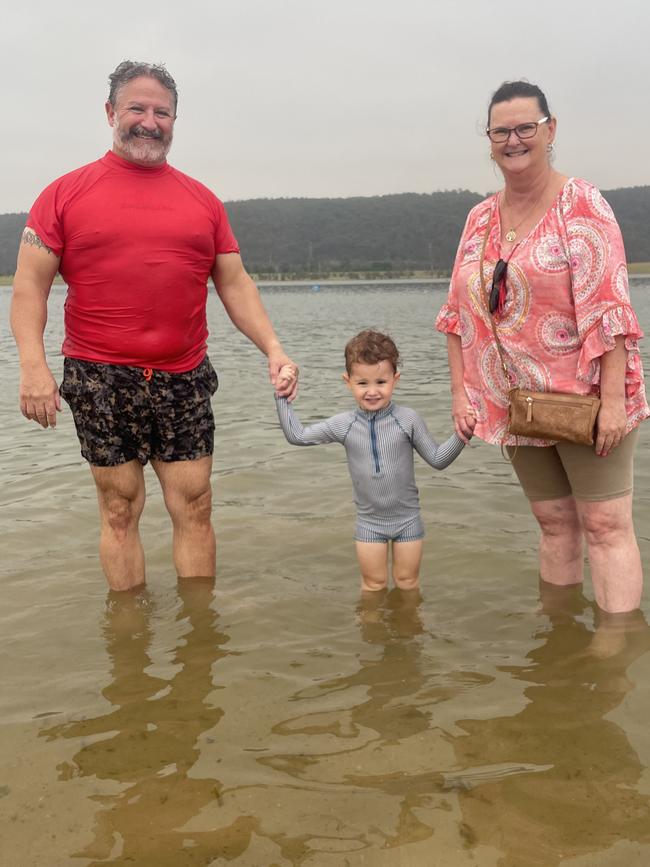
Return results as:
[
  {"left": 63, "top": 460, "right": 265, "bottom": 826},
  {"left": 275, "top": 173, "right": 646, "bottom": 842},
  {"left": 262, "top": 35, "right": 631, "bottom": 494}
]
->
[{"left": 435, "top": 178, "right": 650, "bottom": 446}]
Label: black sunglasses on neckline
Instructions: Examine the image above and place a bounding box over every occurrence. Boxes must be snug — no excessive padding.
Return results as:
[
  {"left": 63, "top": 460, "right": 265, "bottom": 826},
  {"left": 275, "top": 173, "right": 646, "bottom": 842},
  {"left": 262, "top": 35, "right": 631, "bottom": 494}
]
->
[{"left": 489, "top": 258, "right": 508, "bottom": 314}]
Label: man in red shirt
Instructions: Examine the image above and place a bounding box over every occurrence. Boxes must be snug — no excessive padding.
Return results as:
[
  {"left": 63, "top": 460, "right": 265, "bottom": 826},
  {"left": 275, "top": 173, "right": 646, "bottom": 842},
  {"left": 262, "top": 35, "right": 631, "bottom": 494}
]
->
[{"left": 11, "top": 60, "right": 298, "bottom": 591}]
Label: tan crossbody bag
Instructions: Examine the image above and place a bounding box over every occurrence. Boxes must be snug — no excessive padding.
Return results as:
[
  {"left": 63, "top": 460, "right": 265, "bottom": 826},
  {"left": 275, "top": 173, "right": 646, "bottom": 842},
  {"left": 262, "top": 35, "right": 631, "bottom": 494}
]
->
[{"left": 478, "top": 220, "right": 600, "bottom": 447}]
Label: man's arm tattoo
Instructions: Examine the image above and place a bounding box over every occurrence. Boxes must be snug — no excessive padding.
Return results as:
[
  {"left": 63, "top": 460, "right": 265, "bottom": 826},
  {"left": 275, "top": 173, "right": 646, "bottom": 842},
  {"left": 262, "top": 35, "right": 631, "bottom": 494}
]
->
[{"left": 22, "top": 228, "right": 53, "bottom": 254}]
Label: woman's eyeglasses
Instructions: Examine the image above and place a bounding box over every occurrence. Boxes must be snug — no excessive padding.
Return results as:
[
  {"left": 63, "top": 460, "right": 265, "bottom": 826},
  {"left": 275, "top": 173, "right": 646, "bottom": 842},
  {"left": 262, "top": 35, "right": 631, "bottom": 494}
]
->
[
  {"left": 489, "top": 259, "right": 508, "bottom": 314},
  {"left": 486, "top": 117, "right": 549, "bottom": 144}
]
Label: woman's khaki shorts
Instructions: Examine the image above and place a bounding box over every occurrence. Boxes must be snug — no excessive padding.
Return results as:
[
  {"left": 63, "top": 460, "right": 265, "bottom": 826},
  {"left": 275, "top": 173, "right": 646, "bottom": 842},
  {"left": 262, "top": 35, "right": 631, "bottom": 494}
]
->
[{"left": 506, "top": 428, "right": 639, "bottom": 502}]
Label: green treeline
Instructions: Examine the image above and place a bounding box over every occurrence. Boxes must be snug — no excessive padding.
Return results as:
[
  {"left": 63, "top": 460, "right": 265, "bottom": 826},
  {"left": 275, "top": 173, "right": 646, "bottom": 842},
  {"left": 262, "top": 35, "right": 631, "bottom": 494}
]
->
[
  {"left": 226, "top": 190, "right": 482, "bottom": 277},
  {"left": 2, "top": 185, "right": 650, "bottom": 278},
  {"left": 0, "top": 214, "right": 31, "bottom": 277}
]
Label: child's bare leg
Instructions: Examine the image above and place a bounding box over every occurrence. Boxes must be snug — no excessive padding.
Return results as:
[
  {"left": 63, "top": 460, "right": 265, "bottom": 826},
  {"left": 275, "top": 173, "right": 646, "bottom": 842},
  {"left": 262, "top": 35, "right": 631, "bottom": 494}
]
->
[
  {"left": 356, "top": 541, "right": 389, "bottom": 591},
  {"left": 391, "top": 540, "right": 423, "bottom": 590}
]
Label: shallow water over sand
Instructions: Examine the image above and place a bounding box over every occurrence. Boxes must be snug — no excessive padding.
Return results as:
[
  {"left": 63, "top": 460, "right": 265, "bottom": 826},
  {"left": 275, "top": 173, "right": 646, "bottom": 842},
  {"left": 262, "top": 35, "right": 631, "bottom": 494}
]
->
[{"left": 2, "top": 282, "right": 650, "bottom": 866}]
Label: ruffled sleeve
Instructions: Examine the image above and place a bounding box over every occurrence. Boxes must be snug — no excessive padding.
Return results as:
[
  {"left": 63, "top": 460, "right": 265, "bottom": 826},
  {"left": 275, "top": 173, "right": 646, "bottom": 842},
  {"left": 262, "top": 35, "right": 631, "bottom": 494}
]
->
[
  {"left": 560, "top": 180, "right": 647, "bottom": 399},
  {"left": 576, "top": 305, "right": 646, "bottom": 397},
  {"left": 435, "top": 209, "right": 477, "bottom": 336},
  {"left": 435, "top": 301, "right": 461, "bottom": 336}
]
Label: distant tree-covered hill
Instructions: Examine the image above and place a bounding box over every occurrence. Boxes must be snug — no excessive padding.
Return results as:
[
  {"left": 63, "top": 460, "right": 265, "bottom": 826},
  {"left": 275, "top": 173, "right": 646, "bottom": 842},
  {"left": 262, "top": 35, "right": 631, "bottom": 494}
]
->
[
  {"left": 226, "top": 190, "right": 482, "bottom": 274},
  {"left": 599, "top": 187, "right": 650, "bottom": 263},
  {"left": 0, "top": 214, "right": 31, "bottom": 277},
  {"left": 2, "top": 185, "right": 650, "bottom": 276}
]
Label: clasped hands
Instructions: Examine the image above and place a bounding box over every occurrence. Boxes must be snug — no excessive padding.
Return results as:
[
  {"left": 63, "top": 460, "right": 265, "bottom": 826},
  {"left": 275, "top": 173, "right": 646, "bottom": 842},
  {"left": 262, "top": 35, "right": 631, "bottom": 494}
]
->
[
  {"left": 451, "top": 391, "right": 477, "bottom": 444},
  {"left": 271, "top": 354, "right": 299, "bottom": 401}
]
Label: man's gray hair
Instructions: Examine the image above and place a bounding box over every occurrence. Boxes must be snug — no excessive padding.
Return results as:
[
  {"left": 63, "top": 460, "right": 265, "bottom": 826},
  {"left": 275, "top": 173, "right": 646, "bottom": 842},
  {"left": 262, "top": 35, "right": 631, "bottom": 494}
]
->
[{"left": 108, "top": 61, "right": 178, "bottom": 113}]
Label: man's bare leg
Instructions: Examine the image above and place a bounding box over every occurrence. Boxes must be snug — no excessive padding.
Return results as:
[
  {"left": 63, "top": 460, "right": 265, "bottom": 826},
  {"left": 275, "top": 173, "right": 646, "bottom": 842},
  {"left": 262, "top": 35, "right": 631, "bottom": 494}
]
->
[
  {"left": 152, "top": 456, "right": 215, "bottom": 578},
  {"left": 91, "top": 460, "right": 146, "bottom": 591}
]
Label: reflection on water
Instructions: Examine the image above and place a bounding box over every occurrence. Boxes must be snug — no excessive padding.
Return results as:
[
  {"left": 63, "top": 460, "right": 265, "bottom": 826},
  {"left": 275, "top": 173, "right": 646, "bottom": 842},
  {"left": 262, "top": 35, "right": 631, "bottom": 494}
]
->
[
  {"left": 452, "top": 584, "right": 650, "bottom": 866},
  {"left": 2, "top": 283, "right": 650, "bottom": 865},
  {"left": 27, "top": 582, "right": 650, "bottom": 865},
  {"left": 258, "top": 590, "right": 440, "bottom": 854},
  {"left": 42, "top": 580, "right": 236, "bottom": 865}
]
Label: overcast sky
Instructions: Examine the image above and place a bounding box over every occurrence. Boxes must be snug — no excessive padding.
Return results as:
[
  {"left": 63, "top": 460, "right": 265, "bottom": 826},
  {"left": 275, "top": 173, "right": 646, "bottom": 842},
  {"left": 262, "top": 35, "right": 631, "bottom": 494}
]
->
[{"left": 3, "top": 0, "right": 649, "bottom": 213}]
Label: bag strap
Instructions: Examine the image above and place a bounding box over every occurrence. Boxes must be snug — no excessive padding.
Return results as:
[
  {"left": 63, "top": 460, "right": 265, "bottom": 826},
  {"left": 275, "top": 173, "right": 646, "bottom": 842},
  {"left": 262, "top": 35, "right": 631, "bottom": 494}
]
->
[
  {"left": 478, "top": 215, "right": 510, "bottom": 384},
  {"left": 478, "top": 210, "right": 518, "bottom": 461}
]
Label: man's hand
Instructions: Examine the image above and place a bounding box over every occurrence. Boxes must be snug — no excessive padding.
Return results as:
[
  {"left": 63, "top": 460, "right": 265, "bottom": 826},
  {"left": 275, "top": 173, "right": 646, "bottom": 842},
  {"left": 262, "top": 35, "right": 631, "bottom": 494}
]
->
[
  {"left": 271, "top": 356, "right": 299, "bottom": 401},
  {"left": 11, "top": 226, "right": 61, "bottom": 428},
  {"left": 19, "top": 362, "right": 62, "bottom": 428}
]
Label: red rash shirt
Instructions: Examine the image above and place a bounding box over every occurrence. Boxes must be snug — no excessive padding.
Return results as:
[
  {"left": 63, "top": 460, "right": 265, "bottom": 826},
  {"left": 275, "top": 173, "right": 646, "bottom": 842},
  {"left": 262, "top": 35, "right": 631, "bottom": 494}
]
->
[{"left": 27, "top": 150, "right": 240, "bottom": 372}]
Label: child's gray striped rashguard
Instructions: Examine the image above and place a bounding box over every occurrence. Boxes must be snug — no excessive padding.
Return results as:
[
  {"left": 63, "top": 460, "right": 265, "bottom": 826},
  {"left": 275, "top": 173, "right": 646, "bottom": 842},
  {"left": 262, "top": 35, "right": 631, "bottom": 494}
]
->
[{"left": 275, "top": 397, "right": 466, "bottom": 543}]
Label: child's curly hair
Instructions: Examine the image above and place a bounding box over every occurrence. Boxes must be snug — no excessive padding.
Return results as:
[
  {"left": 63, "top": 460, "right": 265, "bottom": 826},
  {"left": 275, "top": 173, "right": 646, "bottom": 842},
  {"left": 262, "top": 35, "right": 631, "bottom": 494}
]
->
[{"left": 344, "top": 330, "right": 400, "bottom": 374}]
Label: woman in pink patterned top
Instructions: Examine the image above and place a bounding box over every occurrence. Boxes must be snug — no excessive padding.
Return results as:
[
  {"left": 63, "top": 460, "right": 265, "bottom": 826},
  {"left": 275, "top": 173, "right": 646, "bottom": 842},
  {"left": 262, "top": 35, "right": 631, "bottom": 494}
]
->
[{"left": 436, "top": 81, "right": 649, "bottom": 614}]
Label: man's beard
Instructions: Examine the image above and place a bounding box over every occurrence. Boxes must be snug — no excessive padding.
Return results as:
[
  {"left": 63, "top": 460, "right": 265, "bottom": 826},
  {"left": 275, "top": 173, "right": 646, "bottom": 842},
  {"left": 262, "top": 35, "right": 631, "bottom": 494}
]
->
[{"left": 114, "top": 124, "right": 173, "bottom": 164}]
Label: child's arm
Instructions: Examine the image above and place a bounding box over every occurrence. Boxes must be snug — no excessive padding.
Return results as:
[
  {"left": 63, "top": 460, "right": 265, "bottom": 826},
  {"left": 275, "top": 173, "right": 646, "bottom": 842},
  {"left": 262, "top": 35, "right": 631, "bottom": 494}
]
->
[
  {"left": 408, "top": 409, "right": 473, "bottom": 469},
  {"left": 275, "top": 395, "right": 347, "bottom": 446}
]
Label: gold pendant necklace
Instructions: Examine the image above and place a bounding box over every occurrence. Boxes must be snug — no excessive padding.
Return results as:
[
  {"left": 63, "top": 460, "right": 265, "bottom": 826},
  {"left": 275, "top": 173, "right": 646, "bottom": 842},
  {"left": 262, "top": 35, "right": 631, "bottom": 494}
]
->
[{"left": 502, "top": 183, "right": 548, "bottom": 243}]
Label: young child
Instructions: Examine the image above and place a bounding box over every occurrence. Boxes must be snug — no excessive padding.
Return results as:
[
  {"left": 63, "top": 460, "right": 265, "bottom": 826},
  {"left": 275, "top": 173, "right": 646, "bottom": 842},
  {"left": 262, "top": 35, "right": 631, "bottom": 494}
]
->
[{"left": 275, "top": 330, "right": 474, "bottom": 592}]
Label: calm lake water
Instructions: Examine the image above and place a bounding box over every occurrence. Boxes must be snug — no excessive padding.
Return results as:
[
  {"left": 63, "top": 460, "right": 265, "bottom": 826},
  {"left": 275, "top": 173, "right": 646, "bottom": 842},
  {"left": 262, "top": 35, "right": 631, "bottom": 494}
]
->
[{"left": 2, "top": 281, "right": 650, "bottom": 866}]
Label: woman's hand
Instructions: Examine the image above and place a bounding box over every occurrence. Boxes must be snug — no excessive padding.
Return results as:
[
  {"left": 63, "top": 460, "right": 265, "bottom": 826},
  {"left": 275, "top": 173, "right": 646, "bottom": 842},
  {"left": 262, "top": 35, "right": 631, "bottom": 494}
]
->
[
  {"left": 451, "top": 389, "right": 476, "bottom": 443},
  {"left": 595, "top": 397, "right": 627, "bottom": 457},
  {"left": 597, "top": 336, "right": 628, "bottom": 456}
]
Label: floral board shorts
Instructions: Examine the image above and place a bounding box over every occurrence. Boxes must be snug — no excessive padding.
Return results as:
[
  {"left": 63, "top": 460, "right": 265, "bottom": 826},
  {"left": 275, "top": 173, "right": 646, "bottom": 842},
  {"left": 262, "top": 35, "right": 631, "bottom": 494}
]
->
[{"left": 59, "top": 357, "right": 219, "bottom": 467}]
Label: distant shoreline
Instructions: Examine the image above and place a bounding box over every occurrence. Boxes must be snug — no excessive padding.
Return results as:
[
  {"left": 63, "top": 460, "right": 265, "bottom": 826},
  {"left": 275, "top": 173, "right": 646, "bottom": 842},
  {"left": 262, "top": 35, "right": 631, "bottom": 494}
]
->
[
  {"left": 256, "top": 276, "right": 450, "bottom": 287},
  {"left": 2, "top": 271, "right": 650, "bottom": 288}
]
